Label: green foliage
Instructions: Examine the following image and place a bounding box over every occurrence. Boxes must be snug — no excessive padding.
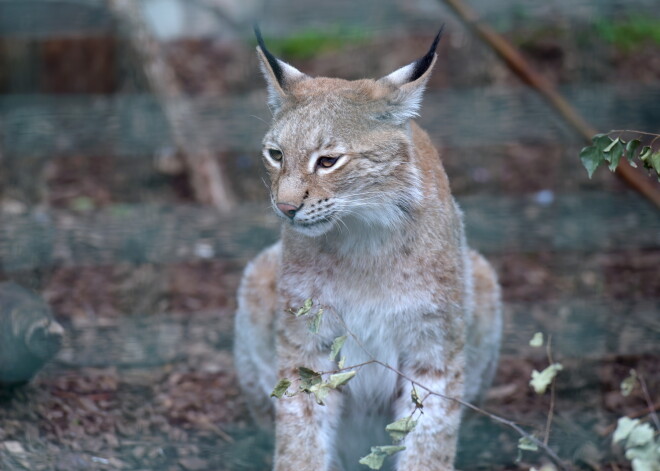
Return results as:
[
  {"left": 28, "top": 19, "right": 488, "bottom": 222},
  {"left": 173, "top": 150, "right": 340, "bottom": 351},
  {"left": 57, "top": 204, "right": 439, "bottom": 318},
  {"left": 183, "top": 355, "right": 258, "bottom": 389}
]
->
[
  {"left": 385, "top": 417, "right": 418, "bottom": 442},
  {"left": 264, "top": 26, "right": 370, "bottom": 60},
  {"left": 529, "top": 332, "right": 544, "bottom": 348},
  {"left": 594, "top": 16, "right": 660, "bottom": 51},
  {"left": 529, "top": 363, "right": 563, "bottom": 394},
  {"left": 298, "top": 366, "right": 322, "bottom": 393},
  {"left": 70, "top": 196, "right": 95, "bottom": 212},
  {"left": 327, "top": 371, "right": 356, "bottom": 389},
  {"left": 613, "top": 417, "right": 660, "bottom": 471},
  {"left": 358, "top": 399, "right": 421, "bottom": 467},
  {"left": 288, "top": 299, "right": 324, "bottom": 333},
  {"left": 329, "top": 335, "right": 347, "bottom": 362},
  {"left": 308, "top": 308, "right": 323, "bottom": 333},
  {"left": 271, "top": 366, "right": 356, "bottom": 406},
  {"left": 620, "top": 369, "right": 638, "bottom": 397},
  {"left": 291, "top": 298, "right": 313, "bottom": 317},
  {"left": 518, "top": 436, "right": 539, "bottom": 452},
  {"left": 579, "top": 132, "right": 660, "bottom": 180},
  {"left": 358, "top": 446, "right": 406, "bottom": 470},
  {"left": 270, "top": 378, "right": 292, "bottom": 398},
  {"left": 410, "top": 387, "right": 423, "bottom": 409}
]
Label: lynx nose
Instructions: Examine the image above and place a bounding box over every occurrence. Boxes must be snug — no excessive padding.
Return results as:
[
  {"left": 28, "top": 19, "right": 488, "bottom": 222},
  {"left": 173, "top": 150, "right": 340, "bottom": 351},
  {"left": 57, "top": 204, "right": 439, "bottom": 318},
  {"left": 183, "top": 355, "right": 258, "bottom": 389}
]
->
[{"left": 276, "top": 202, "right": 299, "bottom": 219}]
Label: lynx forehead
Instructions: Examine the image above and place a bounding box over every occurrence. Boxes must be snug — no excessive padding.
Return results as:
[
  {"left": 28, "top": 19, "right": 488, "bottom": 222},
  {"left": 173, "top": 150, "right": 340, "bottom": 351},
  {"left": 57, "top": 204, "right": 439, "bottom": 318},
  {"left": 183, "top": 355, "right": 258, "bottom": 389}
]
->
[{"left": 234, "top": 27, "right": 502, "bottom": 471}]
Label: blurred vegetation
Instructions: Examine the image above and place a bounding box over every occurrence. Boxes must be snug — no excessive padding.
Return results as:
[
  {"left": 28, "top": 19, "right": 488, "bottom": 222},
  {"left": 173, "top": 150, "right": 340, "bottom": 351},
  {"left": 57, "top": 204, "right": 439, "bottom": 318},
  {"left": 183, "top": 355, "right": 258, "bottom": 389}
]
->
[
  {"left": 260, "top": 26, "right": 371, "bottom": 60},
  {"left": 509, "top": 15, "right": 660, "bottom": 53},
  {"left": 594, "top": 16, "right": 660, "bottom": 50}
]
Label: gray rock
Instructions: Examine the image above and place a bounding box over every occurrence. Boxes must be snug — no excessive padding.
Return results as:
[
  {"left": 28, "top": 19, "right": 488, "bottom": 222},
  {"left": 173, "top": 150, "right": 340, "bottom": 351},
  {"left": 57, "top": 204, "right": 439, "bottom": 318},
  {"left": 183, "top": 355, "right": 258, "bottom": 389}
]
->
[{"left": 0, "top": 282, "right": 64, "bottom": 386}]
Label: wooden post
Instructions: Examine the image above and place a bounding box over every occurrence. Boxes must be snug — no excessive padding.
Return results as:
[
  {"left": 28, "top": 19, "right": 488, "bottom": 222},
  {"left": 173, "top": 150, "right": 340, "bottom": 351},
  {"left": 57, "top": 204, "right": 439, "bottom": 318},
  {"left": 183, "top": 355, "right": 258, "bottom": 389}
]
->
[{"left": 108, "top": 0, "right": 235, "bottom": 213}]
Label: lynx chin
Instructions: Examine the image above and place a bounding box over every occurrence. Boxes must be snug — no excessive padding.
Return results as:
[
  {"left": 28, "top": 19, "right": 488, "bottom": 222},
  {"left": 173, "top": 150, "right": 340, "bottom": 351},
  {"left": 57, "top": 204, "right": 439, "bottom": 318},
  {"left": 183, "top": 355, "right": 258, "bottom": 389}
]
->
[{"left": 234, "top": 27, "right": 502, "bottom": 471}]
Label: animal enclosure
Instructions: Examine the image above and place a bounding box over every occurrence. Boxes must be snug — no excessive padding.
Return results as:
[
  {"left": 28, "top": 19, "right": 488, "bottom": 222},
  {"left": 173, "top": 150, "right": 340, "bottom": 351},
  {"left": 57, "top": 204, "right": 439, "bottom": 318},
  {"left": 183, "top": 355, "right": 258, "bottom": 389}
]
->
[{"left": 0, "top": 0, "right": 659, "bottom": 470}]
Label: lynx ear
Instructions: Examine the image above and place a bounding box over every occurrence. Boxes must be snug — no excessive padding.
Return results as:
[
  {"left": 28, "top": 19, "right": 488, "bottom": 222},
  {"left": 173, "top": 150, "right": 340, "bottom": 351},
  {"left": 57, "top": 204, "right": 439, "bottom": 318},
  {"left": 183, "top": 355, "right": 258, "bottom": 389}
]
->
[
  {"left": 377, "top": 27, "right": 443, "bottom": 124},
  {"left": 254, "top": 26, "right": 307, "bottom": 112}
]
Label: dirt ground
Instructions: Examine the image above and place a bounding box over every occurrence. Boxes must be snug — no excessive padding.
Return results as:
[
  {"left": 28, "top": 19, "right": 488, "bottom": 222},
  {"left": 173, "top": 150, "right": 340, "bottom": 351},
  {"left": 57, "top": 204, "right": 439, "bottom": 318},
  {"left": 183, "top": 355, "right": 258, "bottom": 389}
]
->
[{"left": 1, "top": 25, "right": 659, "bottom": 471}]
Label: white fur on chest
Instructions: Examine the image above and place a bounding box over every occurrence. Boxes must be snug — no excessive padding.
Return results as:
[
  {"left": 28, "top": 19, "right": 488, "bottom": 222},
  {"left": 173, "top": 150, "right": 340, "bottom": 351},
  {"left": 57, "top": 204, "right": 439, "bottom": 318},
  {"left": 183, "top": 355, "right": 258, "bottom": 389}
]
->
[{"left": 282, "top": 254, "right": 445, "bottom": 407}]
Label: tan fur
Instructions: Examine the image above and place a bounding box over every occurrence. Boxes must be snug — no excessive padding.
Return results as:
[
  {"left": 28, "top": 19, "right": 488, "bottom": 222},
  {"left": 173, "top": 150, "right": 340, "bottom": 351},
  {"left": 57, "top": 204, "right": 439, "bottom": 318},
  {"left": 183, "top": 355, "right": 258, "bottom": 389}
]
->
[{"left": 234, "top": 39, "right": 502, "bottom": 471}]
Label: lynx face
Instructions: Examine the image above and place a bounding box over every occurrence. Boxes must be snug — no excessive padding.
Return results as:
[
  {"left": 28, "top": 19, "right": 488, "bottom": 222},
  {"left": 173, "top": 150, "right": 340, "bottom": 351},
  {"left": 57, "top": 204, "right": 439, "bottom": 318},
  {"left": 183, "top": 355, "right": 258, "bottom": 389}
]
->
[
  {"left": 258, "top": 41, "right": 438, "bottom": 237},
  {"left": 262, "top": 89, "right": 423, "bottom": 237}
]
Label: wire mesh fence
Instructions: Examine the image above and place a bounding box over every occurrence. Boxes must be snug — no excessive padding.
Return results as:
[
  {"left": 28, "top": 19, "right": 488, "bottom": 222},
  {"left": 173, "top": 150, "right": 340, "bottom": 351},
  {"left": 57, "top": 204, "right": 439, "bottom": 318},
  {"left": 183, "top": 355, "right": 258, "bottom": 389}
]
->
[{"left": 0, "top": 0, "right": 659, "bottom": 469}]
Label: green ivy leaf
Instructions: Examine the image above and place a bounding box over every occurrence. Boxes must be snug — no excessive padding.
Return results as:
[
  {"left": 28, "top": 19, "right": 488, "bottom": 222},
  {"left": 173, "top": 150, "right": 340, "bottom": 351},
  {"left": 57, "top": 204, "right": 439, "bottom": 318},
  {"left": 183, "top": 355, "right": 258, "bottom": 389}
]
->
[
  {"left": 338, "top": 356, "right": 346, "bottom": 369},
  {"left": 385, "top": 417, "right": 418, "bottom": 442},
  {"left": 358, "top": 446, "right": 406, "bottom": 470},
  {"left": 603, "top": 137, "right": 620, "bottom": 153},
  {"left": 329, "top": 335, "right": 347, "bottom": 361},
  {"left": 625, "top": 422, "right": 655, "bottom": 448},
  {"left": 293, "top": 298, "right": 313, "bottom": 317},
  {"left": 270, "top": 378, "right": 292, "bottom": 398},
  {"left": 625, "top": 139, "right": 641, "bottom": 166},
  {"left": 606, "top": 138, "right": 625, "bottom": 171},
  {"left": 620, "top": 369, "right": 637, "bottom": 397},
  {"left": 639, "top": 146, "right": 653, "bottom": 167},
  {"left": 625, "top": 440, "right": 660, "bottom": 467},
  {"left": 613, "top": 417, "right": 639, "bottom": 444},
  {"left": 411, "top": 387, "right": 423, "bottom": 409},
  {"left": 308, "top": 309, "right": 323, "bottom": 333},
  {"left": 327, "top": 371, "right": 356, "bottom": 389},
  {"left": 529, "top": 332, "right": 544, "bottom": 347},
  {"left": 308, "top": 382, "right": 331, "bottom": 405},
  {"left": 580, "top": 145, "right": 604, "bottom": 178},
  {"left": 298, "top": 366, "right": 322, "bottom": 392},
  {"left": 596, "top": 134, "right": 615, "bottom": 147},
  {"left": 649, "top": 151, "right": 660, "bottom": 178},
  {"left": 529, "top": 363, "right": 563, "bottom": 394},
  {"left": 518, "top": 436, "right": 539, "bottom": 451}
]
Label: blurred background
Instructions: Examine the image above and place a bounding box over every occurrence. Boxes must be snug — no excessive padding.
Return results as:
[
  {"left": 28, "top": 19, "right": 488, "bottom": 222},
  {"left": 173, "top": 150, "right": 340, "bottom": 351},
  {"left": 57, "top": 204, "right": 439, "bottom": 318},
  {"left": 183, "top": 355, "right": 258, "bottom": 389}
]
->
[{"left": 0, "top": 0, "right": 659, "bottom": 469}]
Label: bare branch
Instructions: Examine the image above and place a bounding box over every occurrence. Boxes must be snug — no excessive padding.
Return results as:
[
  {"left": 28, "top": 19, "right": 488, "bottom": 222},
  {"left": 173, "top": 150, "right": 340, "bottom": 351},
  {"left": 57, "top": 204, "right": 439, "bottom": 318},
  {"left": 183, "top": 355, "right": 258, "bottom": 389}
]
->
[
  {"left": 638, "top": 374, "right": 660, "bottom": 431},
  {"left": 544, "top": 334, "right": 557, "bottom": 447},
  {"left": 322, "top": 305, "right": 572, "bottom": 471}
]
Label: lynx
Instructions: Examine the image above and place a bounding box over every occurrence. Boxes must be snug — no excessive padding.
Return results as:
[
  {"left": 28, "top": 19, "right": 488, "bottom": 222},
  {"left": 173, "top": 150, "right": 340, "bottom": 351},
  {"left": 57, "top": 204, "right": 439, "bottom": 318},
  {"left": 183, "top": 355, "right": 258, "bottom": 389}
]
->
[{"left": 234, "top": 28, "right": 502, "bottom": 471}]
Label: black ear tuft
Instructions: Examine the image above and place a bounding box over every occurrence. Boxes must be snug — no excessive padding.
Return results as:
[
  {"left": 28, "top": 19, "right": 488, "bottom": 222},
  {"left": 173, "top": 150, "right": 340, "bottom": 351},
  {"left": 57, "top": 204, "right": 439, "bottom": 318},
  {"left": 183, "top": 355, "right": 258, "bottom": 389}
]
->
[
  {"left": 409, "top": 25, "right": 444, "bottom": 82},
  {"left": 254, "top": 25, "right": 285, "bottom": 86}
]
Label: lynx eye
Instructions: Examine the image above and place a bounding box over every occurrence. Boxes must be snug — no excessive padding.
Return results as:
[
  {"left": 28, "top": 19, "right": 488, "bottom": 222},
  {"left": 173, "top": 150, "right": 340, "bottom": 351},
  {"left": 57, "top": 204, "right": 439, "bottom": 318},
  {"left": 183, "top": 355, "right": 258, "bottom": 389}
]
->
[
  {"left": 268, "top": 149, "right": 283, "bottom": 161},
  {"left": 316, "top": 156, "right": 339, "bottom": 168}
]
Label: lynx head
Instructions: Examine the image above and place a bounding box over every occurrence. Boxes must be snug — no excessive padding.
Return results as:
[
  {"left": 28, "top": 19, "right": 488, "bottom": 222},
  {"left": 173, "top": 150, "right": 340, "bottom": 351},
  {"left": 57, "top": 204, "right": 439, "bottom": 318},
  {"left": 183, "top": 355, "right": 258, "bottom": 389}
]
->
[{"left": 256, "top": 27, "right": 442, "bottom": 237}]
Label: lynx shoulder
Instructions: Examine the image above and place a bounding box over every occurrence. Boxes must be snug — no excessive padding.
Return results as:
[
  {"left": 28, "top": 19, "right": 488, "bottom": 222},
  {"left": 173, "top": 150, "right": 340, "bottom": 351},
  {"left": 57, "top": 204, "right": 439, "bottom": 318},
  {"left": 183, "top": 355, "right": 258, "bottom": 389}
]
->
[{"left": 234, "top": 28, "right": 502, "bottom": 471}]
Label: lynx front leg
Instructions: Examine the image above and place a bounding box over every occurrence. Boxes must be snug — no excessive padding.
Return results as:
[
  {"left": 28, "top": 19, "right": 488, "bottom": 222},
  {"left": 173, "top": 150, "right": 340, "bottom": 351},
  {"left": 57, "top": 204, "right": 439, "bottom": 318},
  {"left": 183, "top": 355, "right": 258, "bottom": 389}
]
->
[
  {"left": 393, "top": 360, "right": 464, "bottom": 471},
  {"left": 274, "top": 383, "right": 342, "bottom": 471},
  {"left": 273, "top": 325, "right": 343, "bottom": 471}
]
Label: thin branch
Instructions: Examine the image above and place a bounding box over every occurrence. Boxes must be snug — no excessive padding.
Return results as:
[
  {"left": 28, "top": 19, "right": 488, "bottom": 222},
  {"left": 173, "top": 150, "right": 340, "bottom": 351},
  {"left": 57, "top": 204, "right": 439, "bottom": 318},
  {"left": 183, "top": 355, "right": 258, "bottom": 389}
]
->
[
  {"left": 316, "top": 359, "right": 377, "bottom": 376},
  {"left": 608, "top": 130, "right": 660, "bottom": 138},
  {"left": 638, "top": 374, "right": 660, "bottom": 431},
  {"left": 600, "top": 400, "right": 660, "bottom": 437},
  {"left": 650, "top": 135, "right": 660, "bottom": 149},
  {"left": 322, "top": 306, "right": 571, "bottom": 471},
  {"left": 544, "top": 334, "right": 557, "bottom": 447}
]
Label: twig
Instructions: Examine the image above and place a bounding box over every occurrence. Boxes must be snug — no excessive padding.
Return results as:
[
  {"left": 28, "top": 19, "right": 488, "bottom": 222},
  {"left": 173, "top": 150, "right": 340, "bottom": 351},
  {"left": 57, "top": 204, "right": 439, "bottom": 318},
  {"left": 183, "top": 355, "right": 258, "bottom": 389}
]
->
[
  {"left": 322, "top": 306, "right": 571, "bottom": 471},
  {"left": 608, "top": 130, "right": 660, "bottom": 138},
  {"left": 317, "top": 359, "right": 377, "bottom": 376},
  {"left": 544, "top": 334, "right": 557, "bottom": 447},
  {"left": 440, "top": 0, "right": 660, "bottom": 209},
  {"left": 638, "top": 374, "right": 660, "bottom": 431},
  {"left": 600, "top": 400, "right": 660, "bottom": 437}
]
